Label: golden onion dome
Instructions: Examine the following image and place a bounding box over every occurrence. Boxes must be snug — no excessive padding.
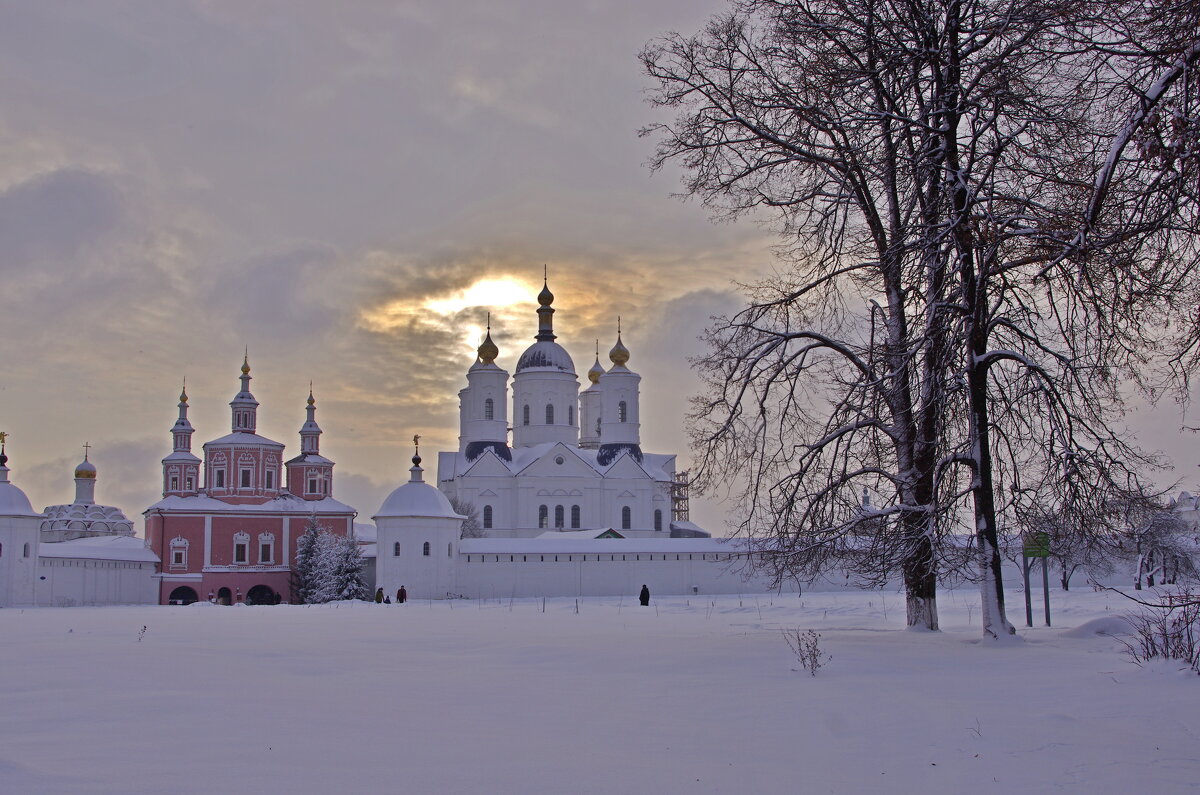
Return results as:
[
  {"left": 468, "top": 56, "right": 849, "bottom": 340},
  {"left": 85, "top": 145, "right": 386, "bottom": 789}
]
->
[
  {"left": 241, "top": 360, "right": 251, "bottom": 375},
  {"left": 477, "top": 329, "right": 500, "bottom": 364},
  {"left": 609, "top": 333, "right": 630, "bottom": 367},
  {"left": 74, "top": 459, "right": 97, "bottom": 479},
  {"left": 588, "top": 357, "right": 605, "bottom": 384},
  {"left": 537, "top": 281, "right": 554, "bottom": 307},
  {"left": 307, "top": 392, "right": 316, "bottom": 408}
]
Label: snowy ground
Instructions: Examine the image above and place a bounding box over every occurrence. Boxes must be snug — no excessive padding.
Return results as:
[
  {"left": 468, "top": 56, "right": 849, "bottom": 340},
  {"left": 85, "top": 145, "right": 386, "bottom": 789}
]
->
[{"left": 0, "top": 588, "right": 1195, "bottom": 794}]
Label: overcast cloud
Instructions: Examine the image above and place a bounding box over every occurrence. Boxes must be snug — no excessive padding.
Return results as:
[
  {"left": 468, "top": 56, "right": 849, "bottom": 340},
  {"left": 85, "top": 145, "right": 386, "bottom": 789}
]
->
[{"left": 0, "top": 1, "right": 1193, "bottom": 533}]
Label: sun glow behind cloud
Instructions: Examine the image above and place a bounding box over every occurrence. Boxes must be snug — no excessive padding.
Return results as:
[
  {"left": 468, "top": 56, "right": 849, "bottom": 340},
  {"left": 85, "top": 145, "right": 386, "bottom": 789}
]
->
[{"left": 358, "top": 275, "right": 537, "bottom": 357}]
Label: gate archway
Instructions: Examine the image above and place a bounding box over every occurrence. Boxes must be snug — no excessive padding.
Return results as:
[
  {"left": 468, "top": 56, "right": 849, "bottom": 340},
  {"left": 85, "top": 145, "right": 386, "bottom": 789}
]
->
[
  {"left": 167, "top": 586, "right": 198, "bottom": 605},
  {"left": 246, "top": 585, "right": 276, "bottom": 605}
]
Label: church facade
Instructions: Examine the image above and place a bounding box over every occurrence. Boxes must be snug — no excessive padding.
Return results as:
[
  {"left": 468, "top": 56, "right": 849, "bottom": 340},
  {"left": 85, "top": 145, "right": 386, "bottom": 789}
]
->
[
  {"left": 376, "top": 281, "right": 787, "bottom": 601},
  {"left": 436, "top": 280, "right": 704, "bottom": 540},
  {"left": 144, "top": 359, "right": 355, "bottom": 605}
]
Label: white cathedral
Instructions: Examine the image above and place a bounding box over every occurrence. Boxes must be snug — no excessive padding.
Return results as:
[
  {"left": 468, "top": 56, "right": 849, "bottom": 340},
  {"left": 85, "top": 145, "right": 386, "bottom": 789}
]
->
[
  {"left": 373, "top": 280, "right": 782, "bottom": 600},
  {"left": 436, "top": 279, "right": 704, "bottom": 540}
]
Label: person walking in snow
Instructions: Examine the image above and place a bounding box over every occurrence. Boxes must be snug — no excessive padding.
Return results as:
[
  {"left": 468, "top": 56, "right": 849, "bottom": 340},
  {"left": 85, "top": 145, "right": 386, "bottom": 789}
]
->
[
  {"left": 639, "top": 584, "right": 650, "bottom": 606},
  {"left": 398, "top": 586, "right": 408, "bottom": 604},
  {"left": 375, "top": 587, "right": 384, "bottom": 604},
  {"left": 384, "top": 595, "right": 391, "bottom": 604}
]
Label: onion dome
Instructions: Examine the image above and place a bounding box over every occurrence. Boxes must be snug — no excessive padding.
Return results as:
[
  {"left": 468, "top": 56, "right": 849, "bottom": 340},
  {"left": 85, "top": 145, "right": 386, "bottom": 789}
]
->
[
  {"left": 516, "top": 275, "right": 576, "bottom": 373},
  {"left": 609, "top": 333, "right": 630, "bottom": 367},
  {"left": 588, "top": 340, "right": 605, "bottom": 384},
  {"left": 478, "top": 329, "right": 499, "bottom": 365},
  {"left": 74, "top": 459, "right": 97, "bottom": 479}
]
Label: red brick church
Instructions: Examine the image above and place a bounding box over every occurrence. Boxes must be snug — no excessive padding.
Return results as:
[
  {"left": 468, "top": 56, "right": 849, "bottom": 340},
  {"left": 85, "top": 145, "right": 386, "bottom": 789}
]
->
[{"left": 145, "top": 358, "right": 355, "bottom": 604}]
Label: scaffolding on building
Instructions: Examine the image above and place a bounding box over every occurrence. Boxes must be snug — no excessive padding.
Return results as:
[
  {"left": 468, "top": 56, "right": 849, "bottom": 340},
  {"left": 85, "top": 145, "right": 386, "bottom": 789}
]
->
[{"left": 671, "top": 470, "right": 690, "bottom": 523}]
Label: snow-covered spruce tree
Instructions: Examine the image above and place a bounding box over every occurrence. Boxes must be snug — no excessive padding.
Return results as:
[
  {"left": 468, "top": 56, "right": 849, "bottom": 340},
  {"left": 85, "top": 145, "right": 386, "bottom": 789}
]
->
[
  {"left": 329, "top": 534, "right": 370, "bottom": 601},
  {"left": 291, "top": 515, "right": 325, "bottom": 605},
  {"left": 642, "top": 0, "right": 1200, "bottom": 637}
]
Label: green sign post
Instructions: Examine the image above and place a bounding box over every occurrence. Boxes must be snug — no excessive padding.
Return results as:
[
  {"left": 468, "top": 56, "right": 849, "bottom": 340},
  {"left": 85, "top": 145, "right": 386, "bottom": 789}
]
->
[{"left": 1022, "top": 532, "right": 1051, "bottom": 627}]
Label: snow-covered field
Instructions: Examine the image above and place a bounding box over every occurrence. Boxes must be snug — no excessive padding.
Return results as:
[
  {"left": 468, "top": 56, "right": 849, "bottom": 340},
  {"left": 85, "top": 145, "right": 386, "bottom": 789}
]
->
[{"left": 0, "top": 588, "right": 1194, "bottom": 794}]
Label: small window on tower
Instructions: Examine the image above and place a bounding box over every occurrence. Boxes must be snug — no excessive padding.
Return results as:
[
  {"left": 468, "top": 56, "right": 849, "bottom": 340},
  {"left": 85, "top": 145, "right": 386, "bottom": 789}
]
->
[
  {"left": 484, "top": 398, "right": 494, "bottom": 420},
  {"left": 618, "top": 401, "right": 628, "bottom": 422},
  {"left": 483, "top": 505, "right": 493, "bottom": 529},
  {"left": 554, "top": 505, "right": 564, "bottom": 528},
  {"left": 308, "top": 477, "right": 318, "bottom": 494},
  {"left": 24, "top": 542, "right": 31, "bottom": 558},
  {"left": 172, "top": 549, "right": 185, "bottom": 566},
  {"left": 215, "top": 469, "right": 225, "bottom": 488},
  {"left": 538, "top": 505, "right": 548, "bottom": 529},
  {"left": 265, "top": 469, "right": 275, "bottom": 490},
  {"left": 185, "top": 476, "right": 194, "bottom": 491},
  {"left": 571, "top": 505, "right": 580, "bottom": 529},
  {"left": 568, "top": 405, "right": 575, "bottom": 426},
  {"left": 234, "top": 542, "right": 248, "bottom": 564},
  {"left": 422, "top": 542, "right": 431, "bottom": 557},
  {"left": 595, "top": 418, "right": 601, "bottom": 436},
  {"left": 622, "top": 506, "right": 631, "bottom": 530},
  {"left": 260, "top": 542, "right": 272, "bottom": 563},
  {"left": 240, "top": 468, "right": 252, "bottom": 488},
  {"left": 545, "top": 404, "right": 554, "bottom": 424},
  {"left": 170, "top": 476, "right": 179, "bottom": 491},
  {"left": 655, "top": 509, "right": 663, "bottom": 532},
  {"left": 523, "top": 404, "right": 530, "bottom": 426}
]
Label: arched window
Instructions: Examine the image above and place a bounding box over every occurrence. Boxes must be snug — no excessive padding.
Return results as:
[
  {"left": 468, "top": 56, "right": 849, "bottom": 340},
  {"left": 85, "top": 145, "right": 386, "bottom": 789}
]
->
[
  {"left": 422, "top": 541, "right": 431, "bottom": 557},
  {"left": 484, "top": 398, "right": 494, "bottom": 420},
  {"left": 523, "top": 404, "right": 530, "bottom": 426},
  {"left": 545, "top": 404, "right": 554, "bottom": 424},
  {"left": 554, "top": 505, "right": 564, "bottom": 528},
  {"left": 654, "top": 509, "right": 663, "bottom": 532},
  {"left": 595, "top": 418, "right": 601, "bottom": 436},
  {"left": 393, "top": 542, "right": 401, "bottom": 557},
  {"left": 448, "top": 542, "right": 453, "bottom": 557},
  {"left": 538, "top": 505, "right": 549, "bottom": 529},
  {"left": 483, "top": 505, "right": 493, "bottom": 529},
  {"left": 571, "top": 505, "right": 581, "bottom": 529},
  {"left": 621, "top": 506, "right": 631, "bottom": 530},
  {"left": 568, "top": 405, "right": 575, "bottom": 426},
  {"left": 618, "top": 400, "right": 628, "bottom": 422},
  {"left": 24, "top": 542, "right": 31, "bottom": 557}
]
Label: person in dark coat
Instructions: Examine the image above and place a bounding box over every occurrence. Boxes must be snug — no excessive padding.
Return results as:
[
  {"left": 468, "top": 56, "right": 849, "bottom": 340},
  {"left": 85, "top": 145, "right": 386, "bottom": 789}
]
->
[
  {"left": 398, "top": 586, "right": 408, "bottom": 604},
  {"left": 374, "top": 587, "right": 384, "bottom": 603},
  {"left": 384, "top": 595, "right": 391, "bottom": 604},
  {"left": 639, "top": 584, "right": 650, "bottom": 606}
]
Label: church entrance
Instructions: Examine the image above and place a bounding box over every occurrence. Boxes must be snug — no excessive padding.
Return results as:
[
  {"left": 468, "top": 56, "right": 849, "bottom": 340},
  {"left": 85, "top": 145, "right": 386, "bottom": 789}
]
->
[
  {"left": 168, "top": 586, "right": 198, "bottom": 605},
  {"left": 217, "top": 587, "right": 232, "bottom": 606},
  {"left": 246, "top": 585, "right": 275, "bottom": 605}
]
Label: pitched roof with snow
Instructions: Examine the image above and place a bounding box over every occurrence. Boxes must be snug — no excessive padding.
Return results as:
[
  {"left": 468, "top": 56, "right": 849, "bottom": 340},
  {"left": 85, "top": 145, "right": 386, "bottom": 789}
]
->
[
  {"left": 39, "top": 534, "right": 160, "bottom": 563},
  {"left": 145, "top": 493, "right": 354, "bottom": 515}
]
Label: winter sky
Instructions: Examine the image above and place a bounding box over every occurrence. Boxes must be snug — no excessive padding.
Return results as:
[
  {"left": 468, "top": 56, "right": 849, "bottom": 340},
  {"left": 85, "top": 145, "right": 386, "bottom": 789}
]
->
[{"left": 0, "top": 1, "right": 1194, "bottom": 531}]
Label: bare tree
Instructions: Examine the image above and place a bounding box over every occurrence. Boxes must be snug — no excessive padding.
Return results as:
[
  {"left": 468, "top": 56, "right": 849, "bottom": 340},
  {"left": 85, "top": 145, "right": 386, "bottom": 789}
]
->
[
  {"left": 450, "top": 497, "right": 485, "bottom": 539},
  {"left": 642, "top": 0, "right": 1200, "bottom": 638}
]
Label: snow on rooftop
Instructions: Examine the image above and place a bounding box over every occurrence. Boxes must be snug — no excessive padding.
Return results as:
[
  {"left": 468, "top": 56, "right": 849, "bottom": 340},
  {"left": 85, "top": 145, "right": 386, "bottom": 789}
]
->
[
  {"left": 38, "top": 534, "right": 160, "bottom": 562},
  {"left": 202, "top": 431, "right": 285, "bottom": 448},
  {"left": 145, "top": 493, "right": 354, "bottom": 514}
]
